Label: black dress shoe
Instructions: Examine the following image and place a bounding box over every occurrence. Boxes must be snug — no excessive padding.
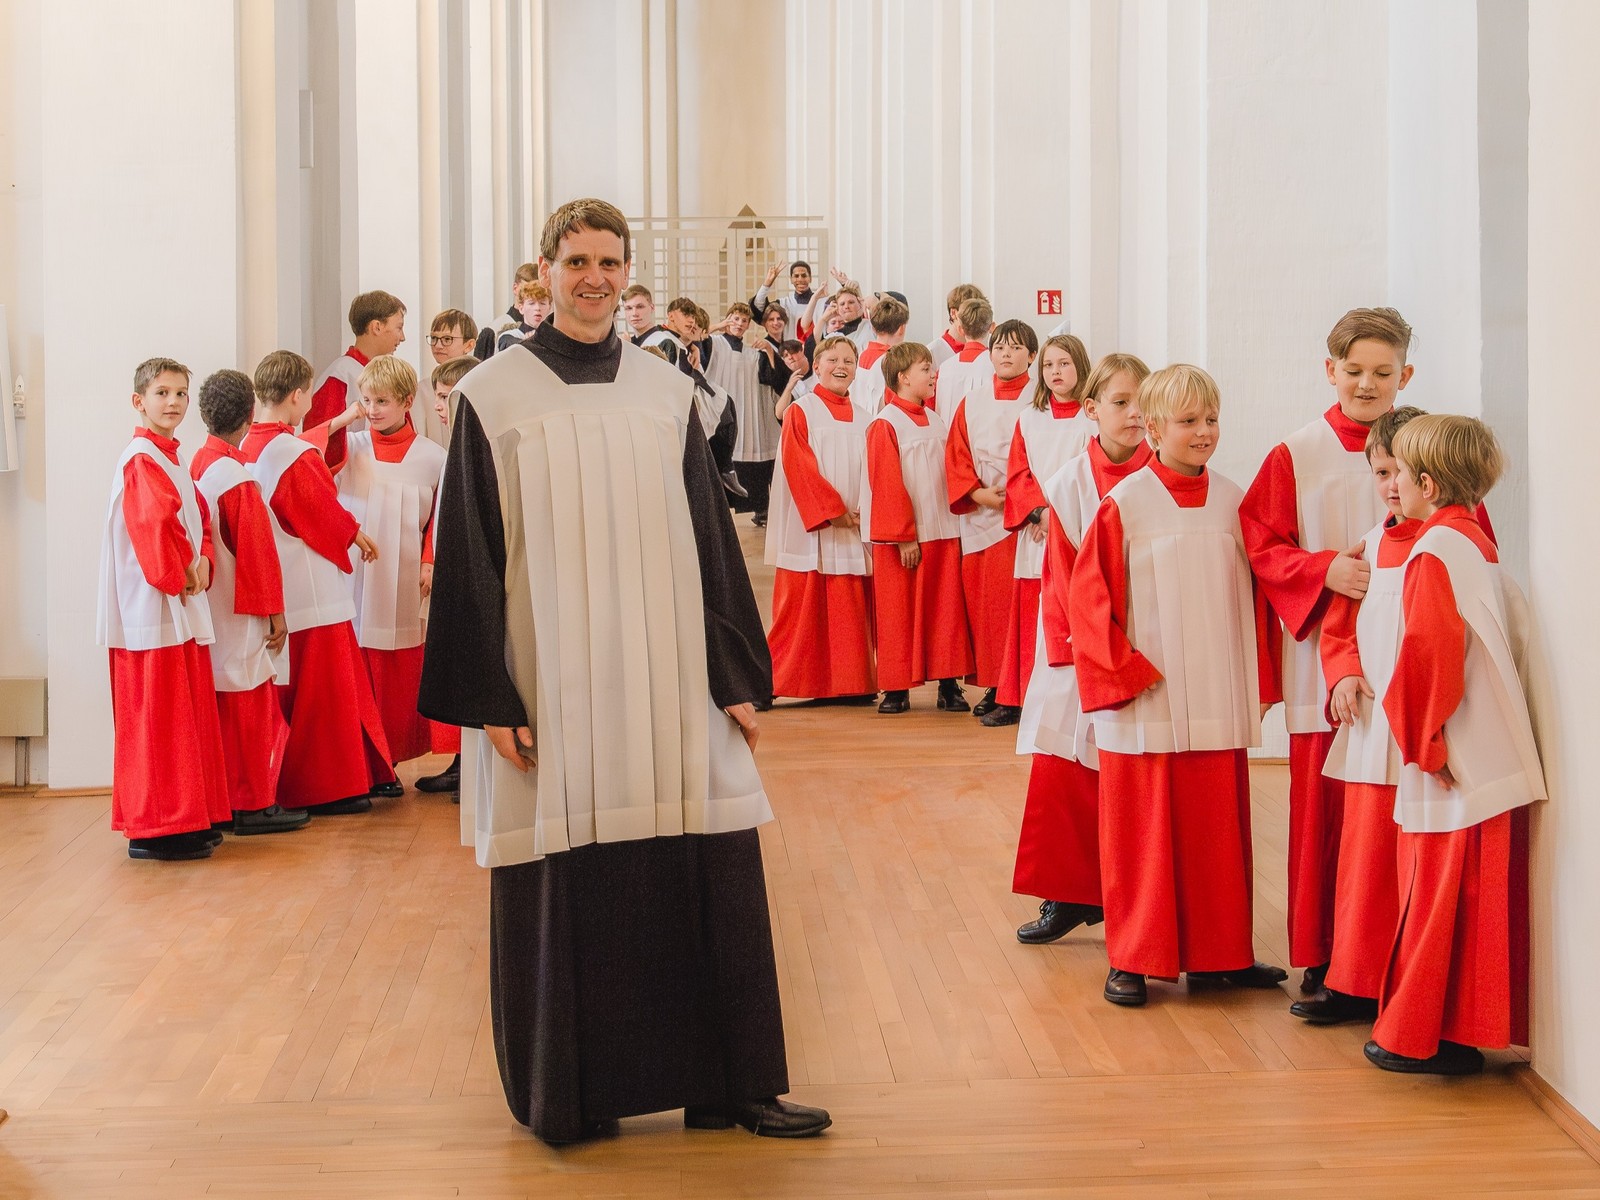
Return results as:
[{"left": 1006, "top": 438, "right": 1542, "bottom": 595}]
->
[
  {"left": 1289, "top": 989, "right": 1378, "bottom": 1025},
  {"left": 1104, "top": 968, "right": 1147, "bottom": 1007},
  {"left": 542, "top": 1118, "right": 620, "bottom": 1145},
  {"left": 1187, "top": 962, "right": 1290, "bottom": 989},
  {"left": 128, "top": 830, "right": 216, "bottom": 861},
  {"left": 878, "top": 690, "right": 910, "bottom": 714},
  {"left": 979, "top": 703, "right": 1021, "bottom": 727},
  {"left": 752, "top": 697, "right": 773, "bottom": 712},
  {"left": 370, "top": 780, "right": 405, "bottom": 799},
  {"left": 1301, "top": 961, "right": 1330, "bottom": 995},
  {"left": 936, "top": 680, "right": 969, "bottom": 712},
  {"left": 414, "top": 756, "right": 461, "bottom": 793},
  {"left": 300, "top": 795, "right": 373, "bottom": 816},
  {"left": 1017, "top": 900, "right": 1105, "bottom": 945},
  {"left": 685, "top": 1097, "right": 831, "bottom": 1138},
  {"left": 202, "top": 828, "right": 225, "bottom": 848},
  {"left": 1364, "top": 1039, "right": 1484, "bottom": 1076},
  {"left": 751, "top": 511, "right": 768, "bottom": 528},
  {"left": 971, "top": 687, "right": 999, "bottom": 717},
  {"left": 231, "top": 805, "right": 312, "bottom": 835},
  {"left": 212, "top": 818, "right": 234, "bottom": 833}
]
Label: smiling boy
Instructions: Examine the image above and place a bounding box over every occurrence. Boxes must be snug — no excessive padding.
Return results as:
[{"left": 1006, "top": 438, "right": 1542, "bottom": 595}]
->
[{"left": 305, "top": 290, "right": 408, "bottom": 471}]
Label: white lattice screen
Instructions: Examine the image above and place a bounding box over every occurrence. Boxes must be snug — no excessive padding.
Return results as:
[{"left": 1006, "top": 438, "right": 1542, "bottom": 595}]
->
[{"left": 627, "top": 214, "right": 830, "bottom": 316}]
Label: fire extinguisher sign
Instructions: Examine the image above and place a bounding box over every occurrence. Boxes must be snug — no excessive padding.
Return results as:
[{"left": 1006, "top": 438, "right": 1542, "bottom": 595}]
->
[{"left": 1036, "top": 289, "right": 1063, "bottom": 316}]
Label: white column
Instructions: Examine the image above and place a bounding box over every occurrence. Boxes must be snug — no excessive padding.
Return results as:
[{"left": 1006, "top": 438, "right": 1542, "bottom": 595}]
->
[
  {"left": 1066, "top": 0, "right": 1120, "bottom": 356},
  {"left": 1527, "top": 0, "right": 1600, "bottom": 1131},
  {"left": 39, "top": 1, "right": 245, "bottom": 787}
]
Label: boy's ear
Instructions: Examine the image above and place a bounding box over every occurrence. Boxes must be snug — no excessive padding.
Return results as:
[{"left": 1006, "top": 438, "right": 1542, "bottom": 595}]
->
[
  {"left": 402, "top": 392, "right": 416, "bottom": 407},
  {"left": 1398, "top": 362, "right": 1415, "bottom": 390}
]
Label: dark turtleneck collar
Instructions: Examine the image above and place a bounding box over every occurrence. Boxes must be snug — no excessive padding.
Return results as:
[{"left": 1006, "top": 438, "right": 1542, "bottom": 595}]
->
[{"left": 523, "top": 318, "right": 624, "bottom": 385}]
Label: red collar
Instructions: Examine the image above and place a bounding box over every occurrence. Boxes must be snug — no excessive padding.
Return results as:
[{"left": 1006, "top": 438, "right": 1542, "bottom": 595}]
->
[
  {"left": 1150, "top": 455, "right": 1210, "bottom": 502},
  {"left": 345, "top": 345, "right": 372, "bottom": 367},
  {"left": 994, "top": 373, "right": 1030, "bottom": 401},
  {"left": 1325, "top": 403, "right": 1373, "bottom": 452},
  {"left": 883, "top": 388, "right": 930, "bottom": 424},
  {"left": 1089, "top": 438, "right": 1151, "bottom": 495},
  {"left": 1047, "top": 397, "right": 1082, "bottom": 419},
  {"left": 201, "top": 432, "right": 244, "bottom": 461},
  {"left": 133, "top": 426, "right": 181, "bottom": 463},
  {"left": 812, "top": 386, "right": 857, "bottom": 416},
  {"left": 958, "top": 342, "right": 986, "bottom": 363},
  {"left": 370, "top": 421, "right": 417, "bottom": 448},
  {"left": 942, "top": 330, "right": 964, "bottom": 353}
]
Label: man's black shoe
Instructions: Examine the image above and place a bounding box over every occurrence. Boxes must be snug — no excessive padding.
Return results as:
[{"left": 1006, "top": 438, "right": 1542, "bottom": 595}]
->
[
  {"left": 1364, "top": 1039, "right": 1484, "bottom": 1076},
  {"left": 685, "top": 1097, "right": 831, "bottom": 1138},
  {"left": 1289, "top": 989, "right": 1378, "bottom": 1025},
  {"left": 878, "top": 690, "right": 910, "bottom": 714},
  {"left": 1017, "top": 900, "right": 1105, "bottom": 944},
  {"left": 301, "top": 795, "right": 373, "bottom": 816},
  {"left": 971, "top": 688, "right": 999, "bottom": 717},
  {"left": 128, "top": 830, "right": 216, "bottom": 861},
  {"left": 1301, "top": 961, "right": 1330, "bottom": 995},
  {"left": 1104, "top": 969, "right": 1147, "bottom": 1006},
  {"left": 370, "top": 780, "right": 405, "bottom": 799},
  {"left": 232, "top": 805, "right": 312, "bottom": 835},
  {"left": 979, "top": 703, "right": 1021, "bottom": 727},
  {"left": 936, "top": 680, "right": 969, "bottom": 712},
  {"left": 1188, "top": 962, "right": 1289, "bottom": 989},
  {"left": 415, "top": 756, "right": 461, "bottom": 793}
]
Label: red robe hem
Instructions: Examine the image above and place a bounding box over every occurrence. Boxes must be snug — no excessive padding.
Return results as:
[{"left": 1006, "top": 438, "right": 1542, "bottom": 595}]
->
[
  {"left": 871, "top": 540, "right": 972, "bottom": 691},
  {"left": 769, "top": 568, "right": 876, "bottom": 699},
  {"left": 1012, "top": 753, "right": 1102, "bottom": 906},
  {"left": 276, "top": 622, "right": 396, "bottom": 807}
]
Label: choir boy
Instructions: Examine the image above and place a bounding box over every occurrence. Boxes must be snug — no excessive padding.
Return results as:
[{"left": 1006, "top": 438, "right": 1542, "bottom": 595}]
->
[
  {"left": 191, "top": 370, "right": 308, "bottom": 834},
  {"left": 305, "top": 290, "right": 407, "bottom": 470},
  {"left": 765, "top": 336, "right": 876, "bottom": 701},
  {"left": 772, "top": 340, "right": 814, "bottom": 426},
  {"left": 1012, "top": 353, "right": 1151, "bottom": 942},
  {"left": 428, "top": 309, "right": 478, "bottom": 367},
  {"left": 989, "top": 333, "right": 1096, "bottom": 727},
  {"left": 754, "top": 260, "right": 820, "bottom": 333},
  {"left": 929, "top": 284, "right": 986, "bottom": 372},
  {"left": 706, "top": 301, "right": 778, "bottom": 515},
  {"left": 1070, "top": 364, "right": 1286, "bottom": 1006},
  {"left": 243, "top": 350, "right": 396, "bottom": 814},
  {"left": 852, "top": 296, "right": 909, "bottom": 415},
  {"left": 862, "top": 341, "right": 973, "bottom": 714},
  {"left": 97, "top": 358, "right": 231, "bottom": 860},
  {"left": 1239, "top": 307, "right": 1415, "bottom": 996},
  {"left": 474, "top": 262, "right": 537, "bottom": 360},
  {"left": 1363, "top": 414, "right": 1542, "bottom": 1075},
  {"left": 497, "top": 280, "right": 552, "bottom": 352},
  {"left": 339, "top": 355, "right": 449, "bottom": 774},
  {"left": 945, "top": 318, "right": 1035, "bottom": 718},
  {"left": 621, "top": 284, "right": 660, "bottom": 345},
  {"left": 935, "top": 296, "right": 993, "bottom": 412}
]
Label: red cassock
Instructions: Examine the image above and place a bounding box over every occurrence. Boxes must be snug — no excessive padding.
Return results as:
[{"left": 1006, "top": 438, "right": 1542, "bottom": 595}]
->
[
  {"left": 768, "top": 391, "right": 876, "bottom": 699},
  {"left": 1070, "top": 461, "right": 1280, "bottom": 977},
  {"left": 946, "top": 373, "right": 1029, "bottom": 688},
  {"left": 108, "top": 432, "right": 232, "bottom": 837},
  {"left": 863, "top": 391, "right": 973, "bottom": 691},
  {"left": 419, "top": 512, "right": 461, "bottom": 755},
  {"left": 302, "top": 346, "right": 369, "bottom": 471},
  {"left": 191, "top": 437, "right": 289, "bottom": 813},
  {"left": 1012, "top": 438, "right": 1151, "bottom": 907},
  {"left": 241, "top": 423, "right": 395, "bottom": 807},
  {"left": 1371, "top": 510, "right": 1530, "bottom": 1059}
]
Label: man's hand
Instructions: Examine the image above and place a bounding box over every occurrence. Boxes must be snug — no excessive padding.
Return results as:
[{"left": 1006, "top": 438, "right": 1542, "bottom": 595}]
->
[
  {"left": 725, "top": 703, "right": 759, "bottom": 751},
  {"left": 1326, "top": 543, "right": 1371, "bottom": 600},
  {"left": 765, "top": 263, "right": 784, "bottom": 287},
  {"left": 486, "top": 724, "right": 536, "bottom": 772},
  {"left": 420, "top": 562, "right": 434, "bottom": 600},
  {"left": 898, "top": 541, "right": 922, "bottom": 569},
  {"left": 354, "top": 531, "right": 379, "bottom": 563},
  {"left": 1329, "top": 674, "right": 1374, "bottom": 725},
  {"left": 829, "top": 511, "right": 861, "bottom": 530},
  {"left": 970, "top": 486, "right": 1006, "bottom": 511},
  {"left": 266, "top": 612, "right": 288, "bottom": 655}
]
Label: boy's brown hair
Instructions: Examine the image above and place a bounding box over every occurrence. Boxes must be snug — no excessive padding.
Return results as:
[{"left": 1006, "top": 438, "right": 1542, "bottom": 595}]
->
[
  {"left": 431, "top": 355, "right": 477, "bottom": 392},
  {"left": 1030, "top": 333, "right": 1091, "bottom": 410},
  {"left": 882, "top": 340, "right": 933, "bottom": 391},
  {"left": 358, "top": 355, "right": 418, "bottom": 401},
  {"left": 869, "top": 296, "right": 910, "bottom": 337},
  {"left": 990, "top": 318, "right": 1039, "bottom": 355},
  {"left": 430, "top": 308, "right": 478, "bottom": 341},
  {"left": 1390, "top": 413, "right": 1504, "bottom": 508},
  {"left": 539, "top": 197, "right": 632, "bottom": 264},
  {"left": 133, "top": 357, "right": 190, "bottom": 395},
  {"left": 957, "top": 297, "right": 994, "bottom": 341},
  {"left": 197, "top": 369, "right": 255, "bottom": 436},
  {"left": 945, "top": 283, "right": 985, "bottom": 315},
  {"left": 621, "top": 283, "right": 653, "bottom": 302},
  {"left": 1139, "top": 363, "right": 1222, "bottom": 429},
  {"left": 667, "top": 296, "right": 699, "bottom": 317},
  {"left": 1081, "top": 352, "right": 1151, "bottom": 404},
  {"left": 1364, "top": 404, "right": 1427, "bottom": 461},
  {"left": 515, "top": 280, "right": 551, "bottom": 304},
  {"left": 513, "top": 261, "right": 538, "bottom": 284},
  {"left": 254, "top": 350, "right": 314, "bottom": 406},
  {"left": 348, "top": 290, "right": 406, "bottom": 337},
  {"left": 1327, "top": 306, "right": 1414, "bottom": 362},
  {"left": 726, "top": 301, "right": 755, "bottom": 320}
]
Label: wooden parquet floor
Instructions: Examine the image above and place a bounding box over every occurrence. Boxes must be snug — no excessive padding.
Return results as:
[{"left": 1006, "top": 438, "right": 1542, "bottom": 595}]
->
[{"left": 0, "top": 521, "right": 1595, "bottom": 1197}]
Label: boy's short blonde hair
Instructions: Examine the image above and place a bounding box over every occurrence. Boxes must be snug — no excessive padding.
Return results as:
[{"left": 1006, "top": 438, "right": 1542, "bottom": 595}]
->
[
  {"left": 1138, "top": 364, "right": 1221, "bottom": 430},
  {"left": 1390, "top": 413, "right": 1504, "bottom": 508},
  {"left": 359, "top": 355, "right": 418, "bottom": 401},
  {"left": 1081, "top": 352, "right": 1151, "bottom": 403},
  {"left": 946, "top": 283, "right": 986, "bottom": 314},
  {"left": 431, "top": 355, "right": 476, "bottom": 392},
  {"left": 515, "top": 280, "right": 552, "bottom": 304},
  {"left": 812, "top": 335, "right": 860, "bottom": 362},
  {"left": 254, "top": 350, "right": 313, "bottom": 406},
  {"left": 869, "top": 297, "right": 909, "bottom": 337},
  {"left": 1327, "top": 306, "right": 1413, "bottom": 362}
]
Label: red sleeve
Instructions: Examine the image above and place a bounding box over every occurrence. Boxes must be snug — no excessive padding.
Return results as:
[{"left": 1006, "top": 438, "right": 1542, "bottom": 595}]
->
[
  {"left": 1068, "top": 498, "right": 1162, "bottom": 711},
  {"left": 1475, "top": 502, "right": 1496, "bottom": 544},
  {"left": 219, "top": 482, "right": 285, "bottom": 615},
  {"left": 1319, "top": 593, "right": 1365, "bottom": 696},
  {"left": 268, "top": 453, "right": 360, "bottom": 572},
  {"left": 1239, "top": 444, "right": 1337, "bottom": 641},
  {"left": 779, "top": 405, "right": 847, "bottom": 531},
  {"left": 1255, "top": 579, "right": 1283, "bottom": 706},
  {"left": 866, "top": 420, "right": 916, "bottom": 543},
  {"left": 195, "top": 490, "right": 217, "bottom": 575},
  {"left": 303, "top": 376, "right": 348, "bottom": 470},
  {"left": 944, "top": 403, "right": 981, "bottom": 514},
  {"left": 1003, "top": 422, "right": 1047, "bottom": 532},
  {"left": 1041, "top": 515, "right": 1079, "bottom": 666},
  {"left": 1382, "top": 555, "right": 1464, "bottom": 773},
  {"left": 122, "top": 456, "right": 193, "bottom": 596}
]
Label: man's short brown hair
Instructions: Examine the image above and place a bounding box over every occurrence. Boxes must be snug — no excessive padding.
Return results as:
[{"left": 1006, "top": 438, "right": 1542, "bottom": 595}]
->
[
  {"left": 882, "top": 340, "right": 933, "bottom": 391},
  {"left": 254, "top": 349, "right": 314, "bottom": 407},
  {"left": 957, "top": 297, "right": 993, "bottom": 341},
  {"left": 133, "top": 357, "right": 189, "bottom": 395},
  {"left": 430, "top": 355, "right": 477, "bottom": 392},
  {"left": 431, "top": 308, "right": 478, "bottom": 341},
  {"left": 869, "top": 297, "right": 909, "bottom": 337},
  {"left": 348, "top": 290, "right": 406, "bottom": 338},
  {"left": 539, "top": 197, "right": 632, "bottom": 265},
  {"left": 1327, "top": 306, "right": 1413, "bottom": 362},
  {"left": 1390, "top": 413, "right": 1504, "bottom": 508}
]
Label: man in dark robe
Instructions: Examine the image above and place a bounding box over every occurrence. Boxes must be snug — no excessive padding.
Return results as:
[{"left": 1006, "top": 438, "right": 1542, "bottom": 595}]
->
[{"left": 420, "top": 198, "right": 827, "bottom": 1145}]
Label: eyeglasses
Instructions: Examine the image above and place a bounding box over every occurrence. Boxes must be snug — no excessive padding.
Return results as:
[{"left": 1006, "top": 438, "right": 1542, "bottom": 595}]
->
[{"left": 428, "top": 334, "right": 466, "bottom": 347}]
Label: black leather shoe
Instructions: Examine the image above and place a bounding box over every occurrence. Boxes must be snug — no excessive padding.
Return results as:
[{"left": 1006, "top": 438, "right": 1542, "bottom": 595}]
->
[
  {"left": 979, "top": 703, "right": 1021, "bottom": 727},
  {"left": 1364, "top": 1039, "right": 1484, "bottom": 1076},
  {"left": 212, "top": 818, "right": 234, "bottom": 833},
  {"left": 878, "top": 690, "right": 910, "bottom": 714},
  {"left": 971, "top": 688, "right": 999, "bottom": 717},
  {"left": 1289, "top": 989, "right": 1378, "bottom": 1025},
  {"left": 1104, "top": 969, "right": 1147, "bottom": 1007},
  {"left": 751, "top": 511, "right": 768, "bottom": 528},
  {"left": 752, "top": 697, "right": 773, "bottom": 712},
  {"left": 1188, "top": 962, "right": 1289, "bottom": 989},
  {"left": 936, "top": 680, "right": 969, "bottom": 712},
  {"left": 1017, "top": 900, "right": 1105, "bottom": 945},
  {"left": 1301, "top": 961, "right": 1330, "bottom": 995},
  {"left": 202, "top": 828, "right": 225, "bottom": 848},
  {"left": 415, "top": 756, "right": 461, "bottom": 793},
  {"left": 686, "top": 1097, "right": 831, "bottom": 1138},
  {"left": 370, "top": 780, "right": 405, "bottom": 799},
  {"left": 301, "top": 795, "right": 373, "bottom": 816},
  {"left": 128, "top": 830, "right": 216, "bottom": 861},
  {"left": 232, "top": 805, "right": 312, "bottom": 835}
]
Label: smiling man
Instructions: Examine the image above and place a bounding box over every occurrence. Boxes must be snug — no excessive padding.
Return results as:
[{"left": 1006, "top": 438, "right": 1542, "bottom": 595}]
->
[{"left": 419, "top": 198, "right": 829, "bottom": 1145}]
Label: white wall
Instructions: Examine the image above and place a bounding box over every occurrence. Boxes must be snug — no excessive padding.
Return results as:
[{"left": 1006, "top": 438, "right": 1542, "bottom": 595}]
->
[{"left": 1526, "top": 0, "right": 1600, "bottom": 1132}]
